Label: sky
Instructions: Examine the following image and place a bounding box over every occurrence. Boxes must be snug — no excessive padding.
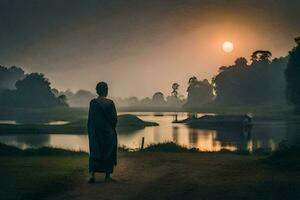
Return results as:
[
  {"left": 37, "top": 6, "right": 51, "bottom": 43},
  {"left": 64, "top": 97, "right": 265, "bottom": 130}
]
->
[{"left": 0, "top": 0, "right": 299, "bottom": 98}]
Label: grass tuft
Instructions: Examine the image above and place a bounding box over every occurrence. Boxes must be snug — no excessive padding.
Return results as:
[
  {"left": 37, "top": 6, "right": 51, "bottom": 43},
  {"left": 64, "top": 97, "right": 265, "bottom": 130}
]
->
[
  {"left": 263, "top": 140, "right": 300, "bottom": 170},
  {"left": 0, "top": 143, "right": 87, "bottom": 156},
  {"left": 142, "top": 142, "right": 199, "bottom": 153}
]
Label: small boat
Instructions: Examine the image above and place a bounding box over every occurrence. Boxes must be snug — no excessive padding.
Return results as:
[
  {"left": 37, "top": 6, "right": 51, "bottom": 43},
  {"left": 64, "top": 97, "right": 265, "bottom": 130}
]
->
[
  {"left": 153, "top": 112, "right": 164, "bottom": 117},
  {"left": 174, "top": 114, "right": 252, "bottom": 130}
]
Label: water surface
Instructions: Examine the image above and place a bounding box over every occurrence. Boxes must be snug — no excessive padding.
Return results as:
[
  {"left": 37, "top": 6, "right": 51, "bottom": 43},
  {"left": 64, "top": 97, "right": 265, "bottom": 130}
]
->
[{"left": 0, "top": 112, "right": 299, "bottom": 152}]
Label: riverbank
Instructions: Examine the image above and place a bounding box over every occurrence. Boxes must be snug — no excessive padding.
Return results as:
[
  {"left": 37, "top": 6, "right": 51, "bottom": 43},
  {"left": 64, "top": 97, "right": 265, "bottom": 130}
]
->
[
  {"left": 1, "top": 143, "right": 299, "bottom": 200},
  {"left": 0, "top": 114, "right": 158, "bottom": 135},
  {"left": 0, "top": 104, "right": 298, "bottom": 123},
  {"left": 1, "top": 108, "right": 300, "bottom": 136}
]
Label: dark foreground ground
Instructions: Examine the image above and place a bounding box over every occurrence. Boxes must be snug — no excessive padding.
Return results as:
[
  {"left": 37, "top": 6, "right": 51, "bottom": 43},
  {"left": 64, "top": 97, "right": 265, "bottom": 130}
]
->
[{"left": 1, "top": 150, "right": 299, "bottom": 200}]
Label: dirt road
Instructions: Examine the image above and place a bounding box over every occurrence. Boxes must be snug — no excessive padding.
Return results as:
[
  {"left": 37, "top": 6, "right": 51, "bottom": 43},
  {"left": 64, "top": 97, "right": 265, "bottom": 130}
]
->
[{"left": 49, "top": 153, "right": 300, "bottom": 200}]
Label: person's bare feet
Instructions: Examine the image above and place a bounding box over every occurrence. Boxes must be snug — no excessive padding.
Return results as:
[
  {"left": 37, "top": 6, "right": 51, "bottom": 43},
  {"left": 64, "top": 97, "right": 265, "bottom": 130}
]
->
[
  {"left": 105, "top": 177, "right": 117, "bottom": 183},
  {"left": 87, "top": 177, "right": 95, "bottom": 184}
]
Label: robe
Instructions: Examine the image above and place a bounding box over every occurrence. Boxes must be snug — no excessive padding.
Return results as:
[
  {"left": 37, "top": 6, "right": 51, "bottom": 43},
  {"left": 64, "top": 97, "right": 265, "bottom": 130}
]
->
[{"left": 87, "top": 98, "right": 118, "bottom": 173}]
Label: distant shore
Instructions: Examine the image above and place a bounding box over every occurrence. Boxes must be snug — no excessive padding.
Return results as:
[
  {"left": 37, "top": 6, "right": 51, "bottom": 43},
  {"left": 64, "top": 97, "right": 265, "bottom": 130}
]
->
[
  {"left": 0, "top": 103, "right": 296, "bottom": 121},
  {"left": 0, "top": 114, "right": 158, "bottom": 135},
  {"left": 1, "top": 104, "right": 299, "bottom": 135}
]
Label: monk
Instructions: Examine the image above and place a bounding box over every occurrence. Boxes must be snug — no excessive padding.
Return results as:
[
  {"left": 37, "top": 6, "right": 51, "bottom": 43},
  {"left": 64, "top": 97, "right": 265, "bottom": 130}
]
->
[{"left": 87, "top": 82, "right": 118, "bottom": 183}]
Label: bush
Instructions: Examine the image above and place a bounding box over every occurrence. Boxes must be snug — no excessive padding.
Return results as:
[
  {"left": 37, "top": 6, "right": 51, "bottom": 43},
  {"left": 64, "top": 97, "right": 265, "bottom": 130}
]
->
[
  {"left": 142, "top": 142, "right": 199, "bottom": 153},
  {"left": 264, "top": 140, "right": 300, "bottom": 170},
  {"left": 0, "top": 143, "right": 87, "bottom": 156}
]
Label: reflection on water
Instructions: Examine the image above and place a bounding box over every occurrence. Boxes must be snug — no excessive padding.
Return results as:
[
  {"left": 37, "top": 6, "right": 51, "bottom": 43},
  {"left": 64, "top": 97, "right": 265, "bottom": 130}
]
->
[
  {"left": 0, "top": 120, "right": 69, "bottom": 125},
  {"left": 45, "top": 121, "right": 70, "bottom": 125},
  {"left": 0, "top": 112, "right": 299, "bottom": 152},
  {"left": 0, "top": 134, "right": 50, "bottom": 149},
  {"left": 0, "top": 120, "right": 18, "bottom": 124}
]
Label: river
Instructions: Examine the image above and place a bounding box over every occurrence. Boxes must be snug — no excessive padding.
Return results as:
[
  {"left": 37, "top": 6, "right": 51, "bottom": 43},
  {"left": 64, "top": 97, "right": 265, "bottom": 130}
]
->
[{"left": 0, "top": 112, "right": 299, "bottom": 152}]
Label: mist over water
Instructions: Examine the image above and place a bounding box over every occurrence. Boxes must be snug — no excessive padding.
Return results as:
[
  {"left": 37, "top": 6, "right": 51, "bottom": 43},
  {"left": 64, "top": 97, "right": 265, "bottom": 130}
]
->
[{"left": 0, "top": 112, "right": 299, "bottom": 152}]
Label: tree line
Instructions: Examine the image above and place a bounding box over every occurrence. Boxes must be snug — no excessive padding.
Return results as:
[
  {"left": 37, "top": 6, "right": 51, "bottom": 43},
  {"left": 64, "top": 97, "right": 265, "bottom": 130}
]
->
[
  {"left": 140, "top": 37, "right": 299, "bottom": 111},
  {"left": 0, "top": 37, "right": 299, "bottom": 111},
  {"left": 0, "top": 68, "right": 67, "bottom": 109}
]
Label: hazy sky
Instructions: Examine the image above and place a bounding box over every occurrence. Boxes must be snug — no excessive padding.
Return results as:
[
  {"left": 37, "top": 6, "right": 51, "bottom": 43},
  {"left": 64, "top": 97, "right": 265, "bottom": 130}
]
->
[{"left": 0, "top": 0, "right": 299, "bottom": 98}]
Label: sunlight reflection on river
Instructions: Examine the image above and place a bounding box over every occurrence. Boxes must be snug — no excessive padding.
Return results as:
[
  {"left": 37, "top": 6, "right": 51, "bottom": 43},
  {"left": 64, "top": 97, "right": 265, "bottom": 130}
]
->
[{"left": 0, "top": 112, "right": 299, "bottom": 152}]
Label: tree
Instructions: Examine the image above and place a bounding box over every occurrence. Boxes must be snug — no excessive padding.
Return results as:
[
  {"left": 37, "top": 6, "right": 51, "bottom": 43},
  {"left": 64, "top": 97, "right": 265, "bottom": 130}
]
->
[
  {"left": 59, "top": 89, "right": 95, "bottom": 107},
  {"left": 171, "top": 83, "right": 180, "bottom": 97},
  {"left": 51, "top": 88, "right": 59, "bottom": 96},
  {"left": 164, "top": 83, "right": 182, "bottom": 107},
  {"left": 188, "top": 76, "right": 198, "bottom": 85},
  {"left": 234, "top": 57, "right": 248, "bottom": 67},
  {"left": 295, "top": 36, "right": 300, "bottom": 44},
  {"left": 124, "top": 96, "right": 139, "bottom": 107},
  {"left": 214, "top": 51, "right": 287, "bottom": 105},
  {"left": 139, "top": 97, "right": 152, "bottom": 106},
  {"left": 285, "top": 37, "right": 300, "bottom": 112},
  {"left": 184, "top": 77, "right": 214, "bottom": 108},
  {"left": 152, "top": 92, "right": 166, "bottom": 106},
  {"left": 0, "top": 65, "right": 25, "bottom": 90},
  {"left": 58, "top": 94, "right": 67, "bottom": 104},
  {"left": 16, "top": 73, "right": 51, "bottom": 93},
  {"left": 251, "top": 50, "right": 272, "bottom": 63},
  {"left": 12, "top": 73, "right": 68, "bottom": 108}
]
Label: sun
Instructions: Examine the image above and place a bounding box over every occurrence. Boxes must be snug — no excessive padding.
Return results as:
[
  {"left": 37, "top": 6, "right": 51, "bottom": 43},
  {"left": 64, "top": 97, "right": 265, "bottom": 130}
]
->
[{"left": 222, "top": 41, "right": 234, "bottom": 53}]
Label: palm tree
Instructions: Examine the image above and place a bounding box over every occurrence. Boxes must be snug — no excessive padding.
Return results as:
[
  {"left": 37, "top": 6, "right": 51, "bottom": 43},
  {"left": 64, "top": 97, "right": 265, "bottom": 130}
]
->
[
  {"left": 171, "top": 83, "right": 180, "bottom": 97},
  {"left": 295, "top": 37, "right": 300, "bottom": 45},
  {"left": 188, "top": 76, "right": 198, "bottom": 85},
  {"left": 235, "top": 57, "right": 248, "bottom": 67},
  {"left": 251, "top": 50, "right": 272, "bottom": 62}
]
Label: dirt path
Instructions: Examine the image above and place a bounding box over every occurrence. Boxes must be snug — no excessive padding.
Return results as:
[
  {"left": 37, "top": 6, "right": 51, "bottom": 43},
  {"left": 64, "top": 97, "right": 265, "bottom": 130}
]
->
[{"left": 48, "top": 153, "right": 300, "bottom": 200}]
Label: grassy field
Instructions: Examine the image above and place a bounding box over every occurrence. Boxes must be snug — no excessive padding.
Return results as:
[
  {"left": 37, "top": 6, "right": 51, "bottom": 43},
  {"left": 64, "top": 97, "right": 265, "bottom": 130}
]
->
[
  {"left": 0, "top": 143, "right": 299, "bottom": 200},
  {"left": 0, "top": 143, "right": 87, "bottom": 200},
  {"left": 0, "top": 156, "right": 87, "bottom": 200}
]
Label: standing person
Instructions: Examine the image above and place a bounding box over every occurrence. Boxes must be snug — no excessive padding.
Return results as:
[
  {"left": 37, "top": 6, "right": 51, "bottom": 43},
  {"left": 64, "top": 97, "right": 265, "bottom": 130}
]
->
[{"left": 87, "top": 82, "right": 118, "bottom": 183}]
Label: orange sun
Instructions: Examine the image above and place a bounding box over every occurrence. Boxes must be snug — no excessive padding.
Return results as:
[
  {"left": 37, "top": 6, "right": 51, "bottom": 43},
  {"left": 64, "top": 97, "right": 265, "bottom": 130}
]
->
[{"left": 222, "top": 41, "right": 234, "bottom": 53}]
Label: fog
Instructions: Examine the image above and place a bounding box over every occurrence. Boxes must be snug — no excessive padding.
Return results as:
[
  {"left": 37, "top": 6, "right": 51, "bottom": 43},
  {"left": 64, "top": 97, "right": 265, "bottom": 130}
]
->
[{"left": 0, "top": 0, "right": 299, "bottom": 98}]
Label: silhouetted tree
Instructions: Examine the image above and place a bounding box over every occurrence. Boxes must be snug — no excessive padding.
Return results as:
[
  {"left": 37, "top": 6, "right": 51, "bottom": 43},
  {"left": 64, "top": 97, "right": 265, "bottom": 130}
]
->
[
  {"left": 60, "top": 89, "right": 95, "bottom": 107},
  {"left": 184, "top": 77, "right": 214, "bottom": 108},
  {"left": 51, "top": 88, "right": 59, "bottom": 96},
  {"left": 139, "top": 97, "right": 152, "bottom": 106},
  {"left": 188, "top": 76, "right": 198, "bottom": 85},
  {"left": 171, "top": 83, "right": 180, "bottom": 97},
  {"left": 166, "top": 83, "right": 182, "bottom": 107},
  {"left": 58, "top": 94, "right": 67, "bottom": 104},
  {"left": 235, "top": 57, "right": 248, "bottom": 67},
  {"left": 124, "top": 96, "right": 139, "bottom": 107},
  {"left": 214, "top": 52, "right": 287, "bottom": 105},
  {"left": 0, "top": 65, "right": 25, "bottom": 90},
  {"left": 152, "top": 92, "right": 166, "bottom": 106},
  {"left": 286, "top": 37, "right": 300, "bottom": 112},
  {"left": 251, "top": 50, "right": 272, "bottom": 63},
  {"left": 0, "top": 73, "right": 68, "bottom": 108},
  {"left": 15, "top": 73, "right": 68, "bottom": 108}
]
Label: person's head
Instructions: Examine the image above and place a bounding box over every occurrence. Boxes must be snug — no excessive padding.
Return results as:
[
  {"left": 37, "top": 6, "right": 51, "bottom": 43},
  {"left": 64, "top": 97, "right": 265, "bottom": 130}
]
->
[{"left": 96, "top": 82, "right": 108, "bottom": 97}]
